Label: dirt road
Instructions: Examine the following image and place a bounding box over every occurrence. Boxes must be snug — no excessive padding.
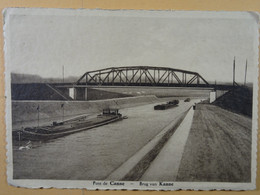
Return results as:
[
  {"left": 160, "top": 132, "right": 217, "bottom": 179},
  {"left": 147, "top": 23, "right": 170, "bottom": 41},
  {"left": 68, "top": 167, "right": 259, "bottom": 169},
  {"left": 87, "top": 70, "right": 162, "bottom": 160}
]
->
[{"left": 176, "top": 104, "right": 252, "bottom": 182}]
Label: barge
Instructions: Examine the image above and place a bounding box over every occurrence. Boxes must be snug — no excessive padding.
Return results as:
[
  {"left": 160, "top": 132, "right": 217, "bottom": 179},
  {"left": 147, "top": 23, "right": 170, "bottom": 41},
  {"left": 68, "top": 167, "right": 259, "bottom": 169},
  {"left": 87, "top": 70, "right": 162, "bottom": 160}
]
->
[
  {"left": 154, "top": 100, "right": 179, "bottom": 110},
  {"left": 13, "top": 109, "right": 125, "bottom": 141}
]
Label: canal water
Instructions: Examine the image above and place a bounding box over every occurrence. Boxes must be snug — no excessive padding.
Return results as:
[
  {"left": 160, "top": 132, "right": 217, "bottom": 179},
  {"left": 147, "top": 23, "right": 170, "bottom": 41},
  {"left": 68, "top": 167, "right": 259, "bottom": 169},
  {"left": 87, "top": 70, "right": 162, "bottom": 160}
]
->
[{"left": 13, "top": 100, "right": 199, "bottom": 180}]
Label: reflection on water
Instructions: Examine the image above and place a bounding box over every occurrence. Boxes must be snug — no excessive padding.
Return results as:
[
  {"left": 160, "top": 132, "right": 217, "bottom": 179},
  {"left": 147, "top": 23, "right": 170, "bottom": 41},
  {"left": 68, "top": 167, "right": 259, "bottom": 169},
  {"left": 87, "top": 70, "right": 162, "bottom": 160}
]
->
[{"left": 13, "top": 100, "right": 198, "bottom": 180}]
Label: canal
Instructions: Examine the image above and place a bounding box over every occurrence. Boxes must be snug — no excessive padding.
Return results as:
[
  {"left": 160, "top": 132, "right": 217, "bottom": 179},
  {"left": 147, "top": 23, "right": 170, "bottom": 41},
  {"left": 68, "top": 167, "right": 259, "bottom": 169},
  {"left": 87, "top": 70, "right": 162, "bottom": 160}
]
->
[{"left": 13, "top": 99, "right": 199, "bottom": 180}]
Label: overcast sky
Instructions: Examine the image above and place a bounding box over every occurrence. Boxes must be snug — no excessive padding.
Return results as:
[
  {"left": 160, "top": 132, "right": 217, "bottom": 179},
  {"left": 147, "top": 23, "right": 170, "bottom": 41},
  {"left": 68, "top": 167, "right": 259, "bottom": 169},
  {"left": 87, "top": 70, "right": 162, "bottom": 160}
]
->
[{"left": 4, "top": 9, "right": 259, "bottom": 83}]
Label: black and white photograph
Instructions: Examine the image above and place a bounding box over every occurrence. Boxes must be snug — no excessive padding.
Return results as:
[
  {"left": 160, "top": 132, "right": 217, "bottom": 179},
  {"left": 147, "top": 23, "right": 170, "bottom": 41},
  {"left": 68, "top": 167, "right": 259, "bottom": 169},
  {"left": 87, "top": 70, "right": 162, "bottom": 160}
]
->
[{"left": 4, "top": 8, "right": 258, "bottom": 190}]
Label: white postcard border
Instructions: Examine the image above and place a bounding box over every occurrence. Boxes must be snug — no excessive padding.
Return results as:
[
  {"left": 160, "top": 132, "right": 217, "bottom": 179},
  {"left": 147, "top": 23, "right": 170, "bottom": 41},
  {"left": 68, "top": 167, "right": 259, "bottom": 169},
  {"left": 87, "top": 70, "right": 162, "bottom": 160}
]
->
[{"left": 3, "top": 8, "right": 259, "bottom": 190}]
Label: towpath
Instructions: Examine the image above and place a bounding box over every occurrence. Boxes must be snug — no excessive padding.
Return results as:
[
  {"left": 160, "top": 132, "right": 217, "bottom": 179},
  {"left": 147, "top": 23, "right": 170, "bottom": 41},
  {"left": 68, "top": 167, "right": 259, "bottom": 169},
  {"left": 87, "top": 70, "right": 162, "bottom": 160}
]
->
[{"left": 176, "top": 104, "right": 252, "bottom": 182}]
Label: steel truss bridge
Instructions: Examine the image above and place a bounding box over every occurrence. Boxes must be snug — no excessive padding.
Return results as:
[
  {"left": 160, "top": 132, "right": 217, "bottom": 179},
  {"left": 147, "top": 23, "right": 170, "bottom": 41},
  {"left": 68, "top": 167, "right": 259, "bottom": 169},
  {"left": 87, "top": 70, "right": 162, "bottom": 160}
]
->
[{"left": 75, "top": 66, "right": 209, "bottom": 87}]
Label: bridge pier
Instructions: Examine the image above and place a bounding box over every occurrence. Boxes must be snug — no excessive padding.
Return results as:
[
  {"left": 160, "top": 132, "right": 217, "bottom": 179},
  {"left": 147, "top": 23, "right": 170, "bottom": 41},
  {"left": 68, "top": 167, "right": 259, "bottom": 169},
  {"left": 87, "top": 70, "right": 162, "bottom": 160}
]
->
[
  {"left": 73, "top": 87, "right": 88, "bottom": 100},
  {"left": 209, "top": 91, "right": 216, "bottom": 103}
]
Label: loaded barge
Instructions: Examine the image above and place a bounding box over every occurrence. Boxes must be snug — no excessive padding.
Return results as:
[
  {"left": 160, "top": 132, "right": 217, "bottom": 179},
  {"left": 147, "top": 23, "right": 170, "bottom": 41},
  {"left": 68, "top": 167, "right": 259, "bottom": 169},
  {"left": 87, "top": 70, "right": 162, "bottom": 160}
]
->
[
  {"left": 154, "top": 100, "right": 179, "bottom": 110},
  {"left": 13, "top": 109, "right": 126, "bottom": 141}
]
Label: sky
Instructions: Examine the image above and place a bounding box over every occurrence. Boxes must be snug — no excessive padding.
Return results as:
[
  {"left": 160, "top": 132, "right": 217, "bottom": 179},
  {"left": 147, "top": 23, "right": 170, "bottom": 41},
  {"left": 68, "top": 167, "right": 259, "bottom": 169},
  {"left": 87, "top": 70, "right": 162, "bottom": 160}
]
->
[{"left": 4, "top": 9, "right": 259, "bottom": 83}]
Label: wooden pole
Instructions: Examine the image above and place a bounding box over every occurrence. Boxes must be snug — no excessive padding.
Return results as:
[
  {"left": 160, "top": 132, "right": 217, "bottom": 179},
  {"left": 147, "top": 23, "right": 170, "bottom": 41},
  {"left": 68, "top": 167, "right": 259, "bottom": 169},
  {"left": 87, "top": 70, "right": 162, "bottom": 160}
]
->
[
  {"left": 18, "top": 131, "right": 21, "bottom": 142},
  {"left": 62, "top": 65, "right": 64, "bottom": 83},
  {"left": 244, "top": 59, "right": 247, "bottom": 86},
  {"left": 233, "top": 56, "right": 236, "bottom": 86},
  {"left": 61, "top": 104, "right": 64, "bottom": 122},
  {"left": 37, "top": 104, "right": 40, "bottom": 128}
]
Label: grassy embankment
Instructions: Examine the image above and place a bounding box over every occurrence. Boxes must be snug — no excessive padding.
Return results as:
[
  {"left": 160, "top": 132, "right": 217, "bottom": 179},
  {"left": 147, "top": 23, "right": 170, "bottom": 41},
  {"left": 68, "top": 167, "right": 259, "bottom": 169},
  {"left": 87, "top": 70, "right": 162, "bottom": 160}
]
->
[{"left": 213, "top": 86, "right": 252, "bottom": 117}]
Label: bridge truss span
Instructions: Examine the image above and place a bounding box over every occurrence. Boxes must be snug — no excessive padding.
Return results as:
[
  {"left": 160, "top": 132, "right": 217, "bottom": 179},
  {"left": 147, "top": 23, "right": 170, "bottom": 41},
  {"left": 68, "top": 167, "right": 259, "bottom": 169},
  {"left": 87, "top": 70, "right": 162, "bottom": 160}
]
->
[{"left": 76, "top": 66, "right": 209, "bottom": 87}]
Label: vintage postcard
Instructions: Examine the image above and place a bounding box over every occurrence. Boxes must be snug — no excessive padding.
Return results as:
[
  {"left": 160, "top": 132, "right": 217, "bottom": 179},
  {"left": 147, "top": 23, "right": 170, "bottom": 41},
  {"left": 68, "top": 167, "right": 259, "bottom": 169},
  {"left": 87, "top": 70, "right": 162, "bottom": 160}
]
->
[{"left": 3, "top": 8, "right": 259, "bottom": 190}]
